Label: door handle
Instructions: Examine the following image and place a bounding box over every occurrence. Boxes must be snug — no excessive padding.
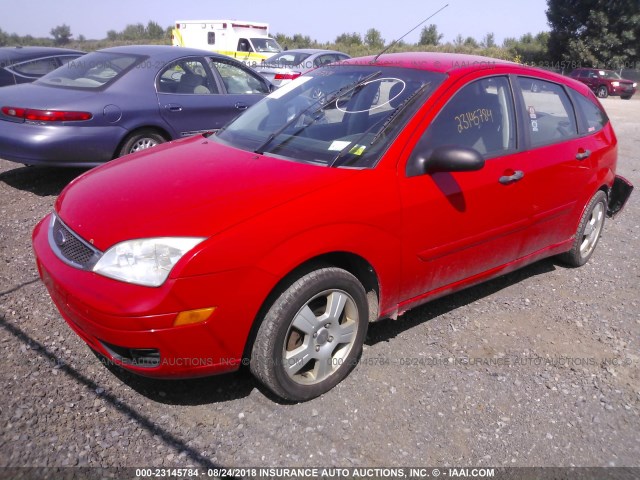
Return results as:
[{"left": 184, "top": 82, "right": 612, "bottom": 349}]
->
[
  {"left": 499, "top": 170, "right": 524, "bottom": 185},
  {"left": 165, "top": 104, "right": 183, "bottom": 112},
  {"left": 235, "top": 102, "right": 248, "bottom": 110},
  {"left": 576, "top": 149, "right": 591, "bottom": 160}
]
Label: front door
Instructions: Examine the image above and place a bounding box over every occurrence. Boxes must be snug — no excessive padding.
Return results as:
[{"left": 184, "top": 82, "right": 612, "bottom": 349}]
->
[{"left": 398, "top": 75, "right": 532, "bottom": 304}]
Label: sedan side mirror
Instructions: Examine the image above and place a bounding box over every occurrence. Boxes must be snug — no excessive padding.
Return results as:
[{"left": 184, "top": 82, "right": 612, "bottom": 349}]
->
[{"left": 408, "top": 145, "right": 485, "bottom": 177}]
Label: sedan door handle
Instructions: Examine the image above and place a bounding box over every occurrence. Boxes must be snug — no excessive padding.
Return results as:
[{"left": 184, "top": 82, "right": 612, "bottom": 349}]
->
[
  {"left": 499, "top": 170, "right": 524, "bottom": 185},
  {"left": 235, "top": 102, "right": 249, "bottom": 110},
  {"left": 165, "top": 104, "right": 183, "bottom": 112},
  {"left": 576, "top": 149, "right": 591, "bottom": 160}
]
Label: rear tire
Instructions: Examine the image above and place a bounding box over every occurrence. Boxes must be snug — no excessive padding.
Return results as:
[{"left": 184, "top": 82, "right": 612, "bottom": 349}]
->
[
  {"left": 118, "top": 129, "right": 166, "bottom": 158},
  {"left": 250, "top": 267, "right": 368, "bottom": 402},
  {"left": 558, "top": 190, "right": 607, "bottom": 267}
]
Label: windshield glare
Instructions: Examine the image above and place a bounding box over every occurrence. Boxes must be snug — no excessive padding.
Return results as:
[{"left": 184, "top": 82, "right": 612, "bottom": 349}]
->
[
  {"left": 214, "top": 65, "right": 445, "bottom": 168},
  {"left": 597, "top": 70, "right": 621, "bottom": 79}
]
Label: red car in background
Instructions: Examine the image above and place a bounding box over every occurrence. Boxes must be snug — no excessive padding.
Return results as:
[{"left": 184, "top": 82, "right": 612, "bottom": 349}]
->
[
  {"left": 33, "top": 52, "right": 633, "bottom": 402},
  {"left": 569, "top": 67, "right": 637, "bottom": 99}
]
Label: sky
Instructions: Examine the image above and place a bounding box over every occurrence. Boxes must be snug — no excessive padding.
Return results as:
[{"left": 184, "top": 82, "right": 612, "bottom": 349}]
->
[{"left": 0, "top": 0, "right": 550, "bottom": 45}]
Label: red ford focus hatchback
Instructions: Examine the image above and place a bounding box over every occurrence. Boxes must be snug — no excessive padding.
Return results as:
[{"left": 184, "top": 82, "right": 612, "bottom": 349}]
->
[{"left": 33, "top": 53, "right": 633, "bottom": 401}]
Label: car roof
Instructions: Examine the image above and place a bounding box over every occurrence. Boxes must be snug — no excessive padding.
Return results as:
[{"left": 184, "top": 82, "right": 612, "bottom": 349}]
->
[
  {"left": 0, "top": 46, "right": 85, "bottom": 64},
  {"left": 97, "top": 45, "right": 233, "bottom": 61},
  {"left": 342, "top": 52, "right": 514, "bottom": 73},
  {"left": 339, "top": 52, "right": 595, "bottom": 98}
]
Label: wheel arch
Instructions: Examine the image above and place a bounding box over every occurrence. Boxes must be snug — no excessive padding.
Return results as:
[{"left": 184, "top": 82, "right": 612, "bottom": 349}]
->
[
  {"left": 242, "top": 251, "right": 381, "bottom": 360},
  {"left": 112, "top": 126, "right": 172, "bottom": 159}
]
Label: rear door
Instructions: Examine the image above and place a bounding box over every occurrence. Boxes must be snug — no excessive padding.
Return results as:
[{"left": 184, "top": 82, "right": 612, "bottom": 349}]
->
[{"left": 513, "top": 76, "right": 597, "bottom": 254}]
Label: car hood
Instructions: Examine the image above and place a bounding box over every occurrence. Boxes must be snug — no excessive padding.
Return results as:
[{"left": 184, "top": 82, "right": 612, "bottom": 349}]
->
[
  {"left": 0, "top": 83, "right": 98, "bottom": 109},
  {"left": 56, "top": 135, "right": 357, "bottom": 251}
]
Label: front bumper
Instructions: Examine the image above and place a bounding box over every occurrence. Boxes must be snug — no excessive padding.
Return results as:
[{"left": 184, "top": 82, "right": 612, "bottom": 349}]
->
[
  {"left": 610, "top": 85, "right": 636, "bottom": 97},
  {"left": 0, "top": 120, "right": 125, "bottom": 166},
  {"left": 32, "top": 215, "right": 274, "bottom": 378}
]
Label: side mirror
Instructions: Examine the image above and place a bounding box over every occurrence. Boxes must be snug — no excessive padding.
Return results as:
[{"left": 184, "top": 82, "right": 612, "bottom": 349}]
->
[{"left": 408, "top": 145, "right": 485, "bottom": 177}]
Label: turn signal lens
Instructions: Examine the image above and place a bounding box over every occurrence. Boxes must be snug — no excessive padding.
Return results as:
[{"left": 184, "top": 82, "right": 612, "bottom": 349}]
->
[
  {"left": 2, "top": 106, "right": 92, "bottom": 122},
  {"left": 174, "top": 307, "right": 216, "bottom": 327}
]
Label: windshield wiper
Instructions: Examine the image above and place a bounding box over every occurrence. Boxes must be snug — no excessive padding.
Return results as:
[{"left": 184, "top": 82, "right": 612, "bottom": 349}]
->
[
  {"left": 254, "top": 70, "right": 382, "bottom": 155},
  {"left": 329, "top": 82, "right": 432, "bottom": 168}
]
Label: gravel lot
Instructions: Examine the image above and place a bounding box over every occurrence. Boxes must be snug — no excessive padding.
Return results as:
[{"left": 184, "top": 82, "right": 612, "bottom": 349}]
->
[{"left": 0, "top": 97, "right": 638, "bottom": 470}]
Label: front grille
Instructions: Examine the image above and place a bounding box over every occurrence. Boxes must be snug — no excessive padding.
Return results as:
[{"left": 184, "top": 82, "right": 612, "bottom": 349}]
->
[{"left": 49, "top": 214, "right": 102, "bottom": 270}]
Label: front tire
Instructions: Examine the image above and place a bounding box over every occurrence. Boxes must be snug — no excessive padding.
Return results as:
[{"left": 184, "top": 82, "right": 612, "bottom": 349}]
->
[
  {"left": 250, "top": 267, "right": 369, "bottom": 402},
  {"left": 621, "top": 95, "right": 632, "bottom": 100},
  {"left": 118, "top": 129, "right": 166, "bottom": 158},
  {"left": 558, "top": 190, "right": 607, "bottom": 267}
]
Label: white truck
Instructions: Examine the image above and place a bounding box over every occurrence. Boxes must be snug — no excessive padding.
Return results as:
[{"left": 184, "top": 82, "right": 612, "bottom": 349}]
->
[{"left": 172, "top": 20, "right": 282, "bottom": 65}]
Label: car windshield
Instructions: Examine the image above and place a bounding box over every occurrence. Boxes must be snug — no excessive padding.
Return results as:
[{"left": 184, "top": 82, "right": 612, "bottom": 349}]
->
[
  {"left": 214, "top": 65, "right": 445, "bottom": 168},
  {"left": 597, "top": 70, "right": 622, "bottom": 80},
  {"left": 36, "top": 51, "right": 142, "bottom": 89},
  {"left": 251, "top": 38, "right": 282, "bottom": 53}
]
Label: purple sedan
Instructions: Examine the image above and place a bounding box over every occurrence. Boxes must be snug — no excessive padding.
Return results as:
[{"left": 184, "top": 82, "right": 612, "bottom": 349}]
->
[{"left": 0, "top": 45, "right": 272, "bottom": 167}]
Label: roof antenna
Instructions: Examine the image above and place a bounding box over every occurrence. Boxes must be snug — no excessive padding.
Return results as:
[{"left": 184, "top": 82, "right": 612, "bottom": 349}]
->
[{"left": 372, "top": 3, "right": 449, "bottom": 63}]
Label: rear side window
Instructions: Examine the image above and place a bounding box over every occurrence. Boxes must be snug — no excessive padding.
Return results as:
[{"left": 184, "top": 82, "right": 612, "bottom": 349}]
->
[
  {"left": 517, "top": 77, "right": 577, "bottom": 147},
  {"left": 12, "top": 57, "right": 58, "bottom": 76},
  {"left": 569, "top": 89, "right": 608, "bottom": 134}
]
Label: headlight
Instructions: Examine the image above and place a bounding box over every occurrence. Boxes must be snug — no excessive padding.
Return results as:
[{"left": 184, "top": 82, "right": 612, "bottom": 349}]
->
[
  {"left": 93, "top": 237, "right": 206, "bottom": 287},
  {"left": 634, "top": 83, "right": 638, "bottom": 88},
  {"left": 611, "top": 81, "right": 620, "bottom": 87}
]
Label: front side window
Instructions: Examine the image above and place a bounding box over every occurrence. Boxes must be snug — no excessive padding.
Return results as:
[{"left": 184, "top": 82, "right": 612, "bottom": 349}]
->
[
  {"left": 413, "top": 76, "right": 516, "bottom": 161},
  {"left": 517, "top": 77, "right": 577, "bottom": 147},
  {"left": 250, "top": 38, "right": 281, "bottom": 53},
  {"left": 214, "top": 65, "right": 445, "bottom": 168},
  {"left": 210, "top": 60, "right": 269, "bottom": 94},
  {"left": 237, "top": 39, "right": 251, "bottom": 52},
  {"left": 36, "top": 52, "right": 141, "bottom": 89},
  {"left": 314, "top": 54, "right": 339, "bottom": 67},
  {"left": 158, "top": 58, "right": 217, "bottom": 94}
]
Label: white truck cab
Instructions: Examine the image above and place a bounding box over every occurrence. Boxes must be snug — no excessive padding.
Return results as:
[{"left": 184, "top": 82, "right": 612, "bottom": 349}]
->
[{"left": 172, "top": 20, "right": 282, "bottom": 65}]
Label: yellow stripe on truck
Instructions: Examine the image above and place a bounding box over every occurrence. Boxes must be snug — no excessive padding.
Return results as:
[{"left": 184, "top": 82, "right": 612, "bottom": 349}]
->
[{"left": 171, "top": 29, "right": 184, "bottom": 47}]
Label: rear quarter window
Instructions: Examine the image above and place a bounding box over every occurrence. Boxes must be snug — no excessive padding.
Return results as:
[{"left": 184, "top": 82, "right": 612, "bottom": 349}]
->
[{"left": 569, "top": 89, "right": 608, "bottom": 134}]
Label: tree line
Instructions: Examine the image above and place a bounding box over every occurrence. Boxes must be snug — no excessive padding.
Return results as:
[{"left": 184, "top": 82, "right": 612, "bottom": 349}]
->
[{"left": 1, "top": 0, "right": 638, "bottom": 73}]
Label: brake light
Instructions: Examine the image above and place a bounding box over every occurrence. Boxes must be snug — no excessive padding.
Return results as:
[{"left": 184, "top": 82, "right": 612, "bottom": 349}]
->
[
  {"left": 2, "top": 106, "right": 92, "bottom": 122},
  {"left": 274, "top": 72, "right": 301, "bottom": 81}
]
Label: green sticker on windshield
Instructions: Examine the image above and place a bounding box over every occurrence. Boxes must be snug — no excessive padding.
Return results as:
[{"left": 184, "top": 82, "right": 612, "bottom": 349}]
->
[{"left": 349, "top": 145, "right": 366, "bottom": 156}]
